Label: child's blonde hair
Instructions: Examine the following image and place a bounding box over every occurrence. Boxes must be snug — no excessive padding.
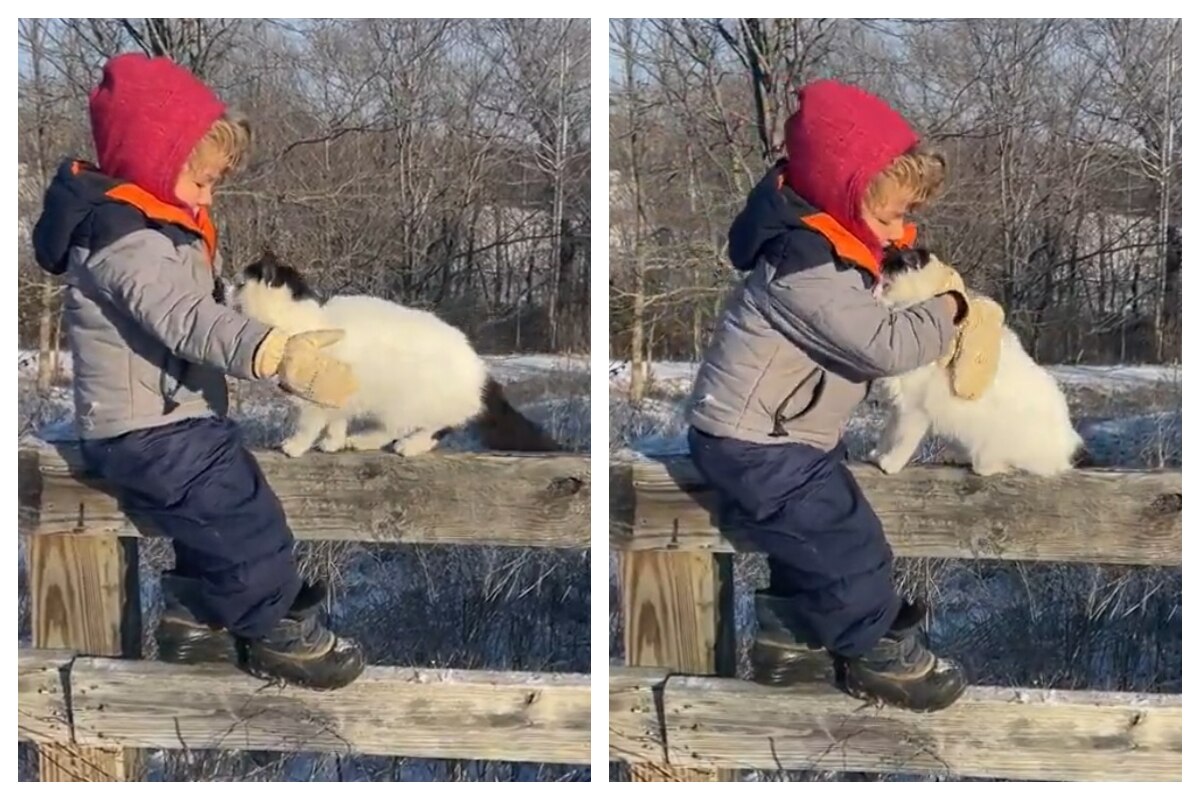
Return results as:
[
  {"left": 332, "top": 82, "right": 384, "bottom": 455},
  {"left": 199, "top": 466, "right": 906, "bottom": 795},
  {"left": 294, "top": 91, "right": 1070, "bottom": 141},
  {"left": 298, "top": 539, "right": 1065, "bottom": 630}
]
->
[
  {"left": 186, "top": 113, "right": 252, "bottom": 176},
  {"left": 865, "top": 146, "right": 946, "bottom": 211}
]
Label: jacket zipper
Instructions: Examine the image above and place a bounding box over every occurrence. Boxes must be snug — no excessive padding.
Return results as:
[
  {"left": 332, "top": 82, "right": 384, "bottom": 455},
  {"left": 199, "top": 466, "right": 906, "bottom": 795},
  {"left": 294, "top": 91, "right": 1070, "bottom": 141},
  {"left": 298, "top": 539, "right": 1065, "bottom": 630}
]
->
[{"left": 768, "top": 368, "right": 826, "bottom": 437}]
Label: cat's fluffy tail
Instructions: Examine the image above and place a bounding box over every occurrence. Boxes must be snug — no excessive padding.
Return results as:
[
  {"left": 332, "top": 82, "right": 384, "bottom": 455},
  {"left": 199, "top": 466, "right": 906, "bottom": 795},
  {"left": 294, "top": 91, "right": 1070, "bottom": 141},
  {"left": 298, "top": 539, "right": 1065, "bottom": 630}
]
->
[
  {"left": 1070, "top": 429, "right": 1094, "bottom": 468},
  {"left": 476, "top": 377, "right": 563, "bottom": 452}
]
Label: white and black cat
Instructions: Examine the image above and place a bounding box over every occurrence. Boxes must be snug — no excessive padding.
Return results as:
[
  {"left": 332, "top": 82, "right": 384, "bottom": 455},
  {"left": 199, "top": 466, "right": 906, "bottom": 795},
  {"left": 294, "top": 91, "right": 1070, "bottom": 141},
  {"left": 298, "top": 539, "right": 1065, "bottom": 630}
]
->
[
  {"left": 872, "top": 247, "right": 1084, "bottom": 476},
  {"left": 234, "top": 252, "right": 561, "bottom": 457}
]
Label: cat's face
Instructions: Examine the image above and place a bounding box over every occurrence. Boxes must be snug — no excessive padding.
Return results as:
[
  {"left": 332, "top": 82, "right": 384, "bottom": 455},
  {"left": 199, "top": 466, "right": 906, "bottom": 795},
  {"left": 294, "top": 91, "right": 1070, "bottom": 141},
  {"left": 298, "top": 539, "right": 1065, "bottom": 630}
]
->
[
  {"left": 879, "top": 246, "right": 956, "bottom": 307},
  {"left": 233, "top": 252, "right": 318, "bottom": 327}
]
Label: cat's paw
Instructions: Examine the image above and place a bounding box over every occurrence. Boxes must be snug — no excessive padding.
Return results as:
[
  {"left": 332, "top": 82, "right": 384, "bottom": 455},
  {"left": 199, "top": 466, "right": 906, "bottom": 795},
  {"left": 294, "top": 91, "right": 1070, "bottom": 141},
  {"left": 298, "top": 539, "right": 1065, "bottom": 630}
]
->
[
  {"left": 280, "top": 437, "right": 312, "bottom": 458},
  {"left": 869, "top": 450, "right": 906, "bottom": 475},
  {"left": 344, "top": 433, "right": 392, "bottom": 452},
  {"left": 392, "top": 436, "right": 437, "bottom": 458},
  {"left": 317, "top": 438, "right": 345, "bottom": 453},
  {"left": 971, "top": 461, "right": 1008, "bottom": 477}
]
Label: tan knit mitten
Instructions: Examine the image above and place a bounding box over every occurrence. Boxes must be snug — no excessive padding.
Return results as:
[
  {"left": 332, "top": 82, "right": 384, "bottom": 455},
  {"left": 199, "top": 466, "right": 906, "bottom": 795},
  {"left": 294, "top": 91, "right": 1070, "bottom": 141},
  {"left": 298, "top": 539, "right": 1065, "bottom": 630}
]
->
[
  {"left": 254, "top": 328, "right": 358, "bottom": 408},
  {"left": 944, "top": 293, "right": 1005, "bottom": 400},
  {"left": 933, "top": 266, "right": 968, "bottom": 368}
]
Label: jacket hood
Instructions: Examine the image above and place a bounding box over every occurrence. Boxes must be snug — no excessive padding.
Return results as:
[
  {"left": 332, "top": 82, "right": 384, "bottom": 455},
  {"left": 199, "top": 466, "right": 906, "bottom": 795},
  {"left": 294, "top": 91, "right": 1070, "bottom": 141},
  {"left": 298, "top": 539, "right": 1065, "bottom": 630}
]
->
[
  {"left": 728, "top": 163, "right": 801, "bottom": 272},
  {"left": 32, "top": 159, "right": 217, "bottom": 275},
  {"left": 32, "top": 160, "right": 118, "bottom": 275}
]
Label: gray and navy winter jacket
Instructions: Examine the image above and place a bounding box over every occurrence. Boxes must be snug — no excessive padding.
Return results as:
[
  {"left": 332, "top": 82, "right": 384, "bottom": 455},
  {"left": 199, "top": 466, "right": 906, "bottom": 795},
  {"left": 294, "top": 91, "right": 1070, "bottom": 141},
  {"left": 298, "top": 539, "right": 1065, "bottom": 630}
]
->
[
  {"left": 687, "top": 163, "right": 958, "bottom": 450},
  {"left": 33, "top": 160, "right": 272, "bottom": 439}
]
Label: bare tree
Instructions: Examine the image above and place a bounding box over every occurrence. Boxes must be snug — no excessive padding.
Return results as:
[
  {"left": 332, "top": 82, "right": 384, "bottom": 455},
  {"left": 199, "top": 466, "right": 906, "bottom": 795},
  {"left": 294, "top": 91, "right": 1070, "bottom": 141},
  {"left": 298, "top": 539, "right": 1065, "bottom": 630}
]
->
[
  {"left": 17, "top": 18, "right": 592, "bottom": 376},
  {"left": 18, "top": 19, "right": 66, "bottom": 392},
  {"left": 608, "top": 18, "right": 1182, "bottom": 369}
]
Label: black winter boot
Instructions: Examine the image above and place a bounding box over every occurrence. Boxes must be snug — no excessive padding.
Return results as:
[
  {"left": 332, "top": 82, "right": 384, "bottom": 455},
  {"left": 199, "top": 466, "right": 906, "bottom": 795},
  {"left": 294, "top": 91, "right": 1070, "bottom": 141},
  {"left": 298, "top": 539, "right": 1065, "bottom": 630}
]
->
[
  {"left": 750, "top": 592, "right": 833, "bottom": 686},
  {"left": 239, "top": 581, "right": 365, "bottom": 691},
  {"left": 157, "top": 574, "right": 238, "bottom": 664},
  {"left": 834, "top": 599, "right": 967, "bottom": 713}
]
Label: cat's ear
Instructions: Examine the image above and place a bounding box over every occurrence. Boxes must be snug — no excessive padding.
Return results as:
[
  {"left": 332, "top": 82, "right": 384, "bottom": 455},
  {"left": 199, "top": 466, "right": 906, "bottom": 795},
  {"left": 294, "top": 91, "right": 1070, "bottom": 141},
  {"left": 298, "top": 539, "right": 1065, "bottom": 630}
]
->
[
  {"left": 258, "top": 249, "right": 279, "bottom": 282},
  {"left": 881, "top": 245, "right": 905, "bottom": 272},
  {"left": 898, "top": 248, "right": 929, "bottom": 271}
]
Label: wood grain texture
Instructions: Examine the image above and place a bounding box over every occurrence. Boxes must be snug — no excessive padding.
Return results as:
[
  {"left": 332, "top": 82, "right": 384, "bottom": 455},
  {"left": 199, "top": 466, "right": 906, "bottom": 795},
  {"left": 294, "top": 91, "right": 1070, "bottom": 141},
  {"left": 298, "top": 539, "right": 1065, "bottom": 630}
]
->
[
  {"left": 18, "top": 651, "right": 590, "bottom": 764},
  {"left": 620, "top": 550, "right": 735, "bottom": 781},
  {"left": 22, "top": 444, "right": 590, "bottom": 548},
  {"left": 30, "top": 534, "right": 141, "bottom": 782},
  {"left": 607, "top": 669, "right": 1181, "bottom": 781},
  {"left": 18, "top": 650, "right": 72, "bottom": 746},
  {"left": 609, "top": 668, "right": 668, "bottom": 771},
  {"left": 614, "top": 458, "right": 1181, "bottom": 566}
]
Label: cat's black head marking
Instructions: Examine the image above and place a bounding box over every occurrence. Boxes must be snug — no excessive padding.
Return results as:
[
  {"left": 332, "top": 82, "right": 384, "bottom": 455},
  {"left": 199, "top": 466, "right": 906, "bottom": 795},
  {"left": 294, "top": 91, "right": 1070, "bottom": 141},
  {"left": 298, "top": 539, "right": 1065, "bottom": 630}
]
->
[
  {"left": 241, "top": 250, "right": 318, "bottom": 301},
  {"left": 881, "top": 246, "right": 932, "bottom": 277}
]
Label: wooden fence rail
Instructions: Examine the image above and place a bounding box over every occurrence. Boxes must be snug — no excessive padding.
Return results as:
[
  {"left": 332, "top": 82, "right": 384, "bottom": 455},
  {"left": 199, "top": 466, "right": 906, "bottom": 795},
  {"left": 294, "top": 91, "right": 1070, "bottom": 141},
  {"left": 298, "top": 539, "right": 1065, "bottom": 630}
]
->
[
  {"left": 611, "top": 459, "right": 1182, "bottom": 566},
  {"left": 609, "top": 667, "right": 1181, "bottom": 782},
  {"left": 20, "top": 650, "right": 590, "bottom": 766},
  {"left": 21, "top": 652, "right": 1180, "bottom": 781},
  {"left": 21, "top": 445, "right": 591, "bottom": 548},
  {"left": 19, "top": 442, "right": 592, "bottom": 782},
  {"left": 611, "top": 457, "right": 1182, "bottom": 782}
]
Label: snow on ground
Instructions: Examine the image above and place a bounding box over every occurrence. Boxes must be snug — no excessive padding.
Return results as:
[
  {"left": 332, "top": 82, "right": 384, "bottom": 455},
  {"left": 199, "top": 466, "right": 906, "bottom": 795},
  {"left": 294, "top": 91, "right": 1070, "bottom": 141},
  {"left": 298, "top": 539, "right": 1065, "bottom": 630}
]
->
[
  {"left": 1051, "top": 364, "right": 1181, "bottom": 389},
  {"left": 608, "top": 360, "right": 696, "bottom": 395},
  {"left": 486, "top": 353, "right": 589, "bottom": 380}
]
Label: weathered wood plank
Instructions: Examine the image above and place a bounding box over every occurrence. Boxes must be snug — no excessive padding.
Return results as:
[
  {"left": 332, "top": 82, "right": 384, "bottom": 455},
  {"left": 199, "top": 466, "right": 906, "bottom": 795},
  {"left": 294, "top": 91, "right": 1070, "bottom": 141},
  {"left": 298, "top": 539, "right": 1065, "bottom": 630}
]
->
[
  {"left": 607, "top": 670, "right": 1181, "bottom": 781},
  {"left": 614, "top": 458, "right": 1181, "bottom": 566},
  {"left": 17, "top": 650, "right": 73, "bottom": 746},
  {"left": 620, "top": 550, "right": 735, "bottom": 781},
  {"left": 17, "top": 652, "right": 590, "bottom": 764},
  {"left": 21, "top": 445, "right": 590, "bottom": 548},
  {"left": 30, "top": 533, "right": 142, "bottom": 782},
  {"left": 608, "top": 667, "right": 668, "bottom": 769}
]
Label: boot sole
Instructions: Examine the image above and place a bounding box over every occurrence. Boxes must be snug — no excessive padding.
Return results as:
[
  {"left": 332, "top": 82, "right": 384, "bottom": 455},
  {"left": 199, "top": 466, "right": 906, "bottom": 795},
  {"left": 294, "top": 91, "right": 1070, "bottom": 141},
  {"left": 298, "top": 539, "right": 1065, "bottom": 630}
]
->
[
  {"left": 840, "top": 681, "right": 965, "bottom": 713},
  {"left": 241, "top": 647, "right": 366, "bottom": 692},
  {"left": 240, "top": 663, "right": 361, "bottom": 691},
  {"left": 838, "top": 663, "right": 968, "bottom": 713}
]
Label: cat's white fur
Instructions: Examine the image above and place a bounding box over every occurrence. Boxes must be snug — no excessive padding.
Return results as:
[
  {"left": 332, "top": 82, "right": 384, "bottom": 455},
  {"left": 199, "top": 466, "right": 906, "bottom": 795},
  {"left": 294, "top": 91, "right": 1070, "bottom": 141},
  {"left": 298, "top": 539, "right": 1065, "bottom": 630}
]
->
[
  {"left": 870, "top": 254, "right": 1083, "bottom": 477},
  {"left": 235, "top": 280, "right": 491, "bottom": 458}
]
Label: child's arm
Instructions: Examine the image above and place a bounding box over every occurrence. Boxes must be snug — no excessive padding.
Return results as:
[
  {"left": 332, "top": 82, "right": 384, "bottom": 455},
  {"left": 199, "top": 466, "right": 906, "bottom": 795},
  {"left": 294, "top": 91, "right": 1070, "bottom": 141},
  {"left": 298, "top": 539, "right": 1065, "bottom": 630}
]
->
[
  {"left": 761, "top": 260, "right": 963, "bottom": 379},
  {"left": 85, "top": 230, "right": 272, "bottom": 379}
]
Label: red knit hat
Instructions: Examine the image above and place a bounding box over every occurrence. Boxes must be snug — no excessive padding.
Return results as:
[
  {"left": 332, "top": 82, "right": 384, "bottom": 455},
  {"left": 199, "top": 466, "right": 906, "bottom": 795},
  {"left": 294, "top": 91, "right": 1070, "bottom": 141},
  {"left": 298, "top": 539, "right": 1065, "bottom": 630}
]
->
[
  {"left": 784, "top": 79, "right": 919, "bottom": 263},
  {"left": 89, "top": 53, "right": 226, "bottom": 208}
]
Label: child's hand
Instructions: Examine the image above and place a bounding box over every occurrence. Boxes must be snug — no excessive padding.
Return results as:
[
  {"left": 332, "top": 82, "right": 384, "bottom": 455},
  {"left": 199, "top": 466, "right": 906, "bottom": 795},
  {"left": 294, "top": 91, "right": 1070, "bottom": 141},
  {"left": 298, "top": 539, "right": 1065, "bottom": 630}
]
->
[
  {"left": 933, "top": 266, "right": 969, "bottom": 324},
  {"left": 253, "top": 329, "right": 359, "bottom": 408}
]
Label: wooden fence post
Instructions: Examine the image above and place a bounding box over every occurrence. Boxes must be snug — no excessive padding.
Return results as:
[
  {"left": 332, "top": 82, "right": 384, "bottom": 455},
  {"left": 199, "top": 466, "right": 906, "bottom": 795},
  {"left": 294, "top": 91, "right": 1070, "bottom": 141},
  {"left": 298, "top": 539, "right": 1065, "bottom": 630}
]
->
[
  {"left": 30, "top": 531, "right": 142, "bottom": 781},
  {"left": 614, "top": 465, "right": 736, "bottom": 781}
]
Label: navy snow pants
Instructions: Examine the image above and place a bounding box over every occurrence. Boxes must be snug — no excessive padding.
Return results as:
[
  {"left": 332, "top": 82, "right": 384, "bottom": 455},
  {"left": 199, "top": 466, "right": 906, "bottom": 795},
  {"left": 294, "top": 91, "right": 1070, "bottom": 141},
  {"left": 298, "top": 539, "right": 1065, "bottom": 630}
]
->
[
  {"left": 688, "top": 427, "right": 900, "bottom": 657},
  {"left": 81, "top": 417, "right": 302, "bottom": 639}
]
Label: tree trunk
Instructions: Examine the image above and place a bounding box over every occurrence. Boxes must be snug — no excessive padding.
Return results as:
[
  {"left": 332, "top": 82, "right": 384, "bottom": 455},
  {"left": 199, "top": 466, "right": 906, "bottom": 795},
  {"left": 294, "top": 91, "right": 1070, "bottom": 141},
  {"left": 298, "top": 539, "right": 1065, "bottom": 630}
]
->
[
  {"left": 35, "top": 282, "right": 55, "bottom": 394},
  {"left": 628, "top": 254, "right": 648, "bottom": 404}
]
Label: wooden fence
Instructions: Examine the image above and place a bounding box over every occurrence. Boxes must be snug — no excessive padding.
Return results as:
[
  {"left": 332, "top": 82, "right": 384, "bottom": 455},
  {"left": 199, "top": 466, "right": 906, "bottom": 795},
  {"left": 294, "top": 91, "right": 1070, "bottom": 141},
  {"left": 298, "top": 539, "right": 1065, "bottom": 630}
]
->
[
  {"left": 18, "top": 443, "right": 591, "bottom": 782},
  {"left": 609, "top": 457, "right": 1182, "bottom": 782}
]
